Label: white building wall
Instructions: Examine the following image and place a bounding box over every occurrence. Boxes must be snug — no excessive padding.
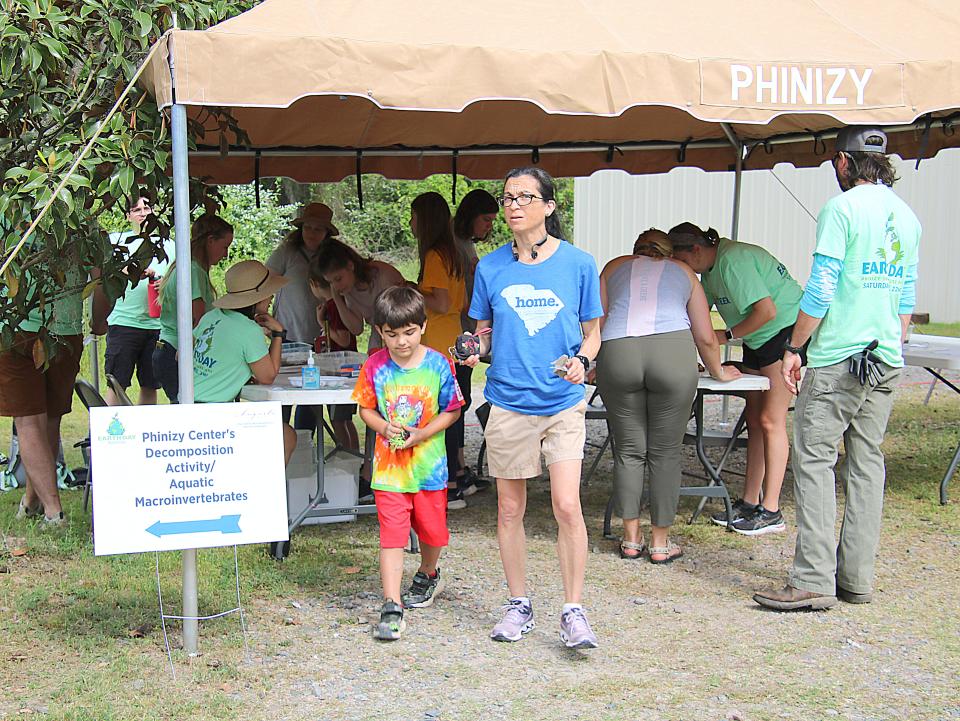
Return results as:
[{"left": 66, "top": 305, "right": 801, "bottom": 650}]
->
[{"left": 574, "top": 149, "right": 960, "bottom": 322}]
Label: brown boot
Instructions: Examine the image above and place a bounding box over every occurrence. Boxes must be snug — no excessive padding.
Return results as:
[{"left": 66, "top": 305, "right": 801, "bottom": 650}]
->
[{"left": 753, "top": 584, "right": 837, "bottom": 611}]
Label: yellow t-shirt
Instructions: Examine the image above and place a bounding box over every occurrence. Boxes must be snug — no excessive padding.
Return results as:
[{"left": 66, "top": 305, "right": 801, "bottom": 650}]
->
[{"left": 420, "top": 249, "right": 466, "bottom": 356}]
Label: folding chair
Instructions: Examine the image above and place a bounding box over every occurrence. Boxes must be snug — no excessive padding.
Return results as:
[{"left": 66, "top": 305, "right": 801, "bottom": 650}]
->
[
  {"left": 73, "top": 379, "right": 108, "bottom": 513},
  {"left": 105, "top": 374, "right": 135, "bottom": 406}
]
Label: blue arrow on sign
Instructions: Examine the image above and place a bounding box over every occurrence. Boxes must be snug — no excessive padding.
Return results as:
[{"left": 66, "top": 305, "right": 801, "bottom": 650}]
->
[{"left": 146, "top": 514, "right": 242, "bottom": 538}]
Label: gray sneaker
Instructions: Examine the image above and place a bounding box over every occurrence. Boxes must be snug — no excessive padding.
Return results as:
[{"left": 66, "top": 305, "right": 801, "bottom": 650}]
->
[
  {"left": 559, "top": 607, "right": 598, "bottom": 649},
  {"left": 490, "top": 599, "right": 534, "bottom": 642},
  {"left": 711, "top": 498, "right": 759, "bottom": 527},
  {"left": 401, "top": 568, "right": 446, "bottom": 608},
  {"left": 16, "top": 498, "right": 42, "bottom": 520}
]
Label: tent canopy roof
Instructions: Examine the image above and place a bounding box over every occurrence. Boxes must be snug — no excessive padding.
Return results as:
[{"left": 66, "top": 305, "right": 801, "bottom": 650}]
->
[{"left": 142, "top": 0, "right": 960, "bottom": 182}]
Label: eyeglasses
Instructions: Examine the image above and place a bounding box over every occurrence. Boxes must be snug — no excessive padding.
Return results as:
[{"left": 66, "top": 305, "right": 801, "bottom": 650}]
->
[{"left": 498, "top": 193, "right": 545, "bottom": 207}]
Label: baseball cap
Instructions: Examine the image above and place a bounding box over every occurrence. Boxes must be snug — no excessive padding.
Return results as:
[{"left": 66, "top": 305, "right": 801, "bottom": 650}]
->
[{"left": 835, "top": 127, "right": 887, "bottom": 154}]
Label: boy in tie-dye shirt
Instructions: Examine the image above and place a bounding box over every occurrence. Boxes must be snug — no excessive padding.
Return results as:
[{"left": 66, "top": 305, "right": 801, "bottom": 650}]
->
[{"left": 352, "top": 286, "right": 463, "bottom": 641}]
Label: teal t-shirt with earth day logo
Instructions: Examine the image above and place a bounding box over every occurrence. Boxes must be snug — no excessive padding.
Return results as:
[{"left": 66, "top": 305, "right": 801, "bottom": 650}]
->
[
  {"left": 192, "top": 308, "right": 269, "bottom": 403},
  {"left": 700, "top": 238, "right": 803, "bottom": 349},
  {"left": 807, "top": 183, "right": 921, "bottom": 368}
]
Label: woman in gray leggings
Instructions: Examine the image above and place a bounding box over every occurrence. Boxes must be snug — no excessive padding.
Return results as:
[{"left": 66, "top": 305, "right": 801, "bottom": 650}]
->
[{"left": 596, "top": 230, "right": 740, "bottom": 562}]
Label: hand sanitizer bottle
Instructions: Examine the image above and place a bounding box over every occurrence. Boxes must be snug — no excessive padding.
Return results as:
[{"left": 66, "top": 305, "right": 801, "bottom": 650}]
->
[{"left": 302, "top": 350, "right": 320, "bottom": 390}]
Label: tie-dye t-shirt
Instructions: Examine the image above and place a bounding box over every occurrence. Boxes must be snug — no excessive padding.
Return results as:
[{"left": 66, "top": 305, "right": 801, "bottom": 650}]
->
[{"left": 352, "top": 347, "right": 464, "bottom": 493}]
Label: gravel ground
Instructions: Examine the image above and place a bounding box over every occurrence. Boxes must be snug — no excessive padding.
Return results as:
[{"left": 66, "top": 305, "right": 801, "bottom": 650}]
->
[{"left": 194, "top": 367, "right": 960, "bottom": 721}]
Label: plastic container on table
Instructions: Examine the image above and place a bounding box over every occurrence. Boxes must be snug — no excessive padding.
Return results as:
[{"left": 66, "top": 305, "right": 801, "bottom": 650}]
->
[
  {"left": 280, "top": 341, "right": 311, "bottom": 366},
  {"left": 315, "top": 350, "right": 366, "bottom": 378}
]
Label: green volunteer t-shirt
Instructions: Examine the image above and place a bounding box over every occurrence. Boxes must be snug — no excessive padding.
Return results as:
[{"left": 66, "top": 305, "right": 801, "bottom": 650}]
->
[
  {"left": 807, "top": 184, "right": 921, "bottom": 369},
  {"left": 700, "top": 238, "right": 803, "bottom": 349},
  {"left": 18, "top": 266, "right": 86, "bottom": 336},
  {"left": 158, "top": 260, "right": 215, "bottom": 348},
  {"left": 192, "top": 308, "right": 269, "bottom": 403},
  {"left": 107, "top": 232, "right": 176, "bottom": 331}
]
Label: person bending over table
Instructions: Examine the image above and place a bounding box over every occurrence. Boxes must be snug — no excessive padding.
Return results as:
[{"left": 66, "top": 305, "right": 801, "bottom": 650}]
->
[
  {"left": 192, "top": 259, "right": 296, "bottom": 464},
  {"left": 597, "top": 230, "right": 741, "bottom": 564},
  {"left": 267, "top": 202, "right": 342, "bottom": 434},
  {"left": 463, "top": 166, "right": 602, "bottom": 650},
  {"left": 316, "top": 239, "right": 405, "bottom": 499},
  {"left": 671, "top": 222, "right": 806, "bottom": 537}
]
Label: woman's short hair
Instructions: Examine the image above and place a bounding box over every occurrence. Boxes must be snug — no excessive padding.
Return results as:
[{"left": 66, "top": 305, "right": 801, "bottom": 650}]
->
[
  {"left": 503, "top": 166, "right": 566, "bottom": 240},
  {"left": 373, "top": 286, "right": 427, "bottom": 329},
  {"left": 453, "top": 189, "right": 499, "bottom": 240}
]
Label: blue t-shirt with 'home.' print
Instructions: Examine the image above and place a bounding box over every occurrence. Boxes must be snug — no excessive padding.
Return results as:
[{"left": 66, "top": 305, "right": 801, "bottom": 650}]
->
[{"left": 469, "top": 241, "right": 602, "bottom": 416}]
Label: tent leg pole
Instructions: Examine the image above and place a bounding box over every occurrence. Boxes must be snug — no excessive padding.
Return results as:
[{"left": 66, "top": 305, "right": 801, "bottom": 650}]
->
[
  {"left": 720, "top": 124, "right": 744, "bottom": 425},
  {"left": 172, "top": 100, "right": 199, "bottom": 656}
]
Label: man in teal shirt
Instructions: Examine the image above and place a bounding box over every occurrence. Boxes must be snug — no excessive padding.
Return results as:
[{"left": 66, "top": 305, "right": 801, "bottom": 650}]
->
[
  {"left": 754, "top": 127, "right": 920, "bottom": 611},
  {"left": 104, "top": 196, "right": 175, "bottom": 405},
  {"left": 671, "top": 225, "right": 805, "bottom": 537}
]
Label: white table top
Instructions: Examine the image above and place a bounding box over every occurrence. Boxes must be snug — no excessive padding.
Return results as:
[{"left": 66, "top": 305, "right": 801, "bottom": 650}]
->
[
  {"left": 240, "top": 371, "right": 355, "bottom": 404},
  {"left": 902, "top": 334, "right": 960, "bottom": 370},
  {"left": 697, "top": 373, "right": 770, "bottom": 393}
]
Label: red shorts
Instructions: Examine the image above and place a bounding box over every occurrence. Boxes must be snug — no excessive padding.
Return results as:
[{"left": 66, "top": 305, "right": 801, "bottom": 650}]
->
[{"left": 374, "top": 489, "right": 449, "bottom": 549}]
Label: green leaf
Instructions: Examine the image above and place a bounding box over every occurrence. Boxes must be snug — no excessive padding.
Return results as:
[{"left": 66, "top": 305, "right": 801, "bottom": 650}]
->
[
  {"left": 118, "top": 166, "right": 134, "bottom": 195},
  {"left": 132, "top": 10, "right": 153, "bottom": 37}
]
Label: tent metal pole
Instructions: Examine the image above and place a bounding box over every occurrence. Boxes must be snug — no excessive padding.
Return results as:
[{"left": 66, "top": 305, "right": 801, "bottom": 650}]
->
[
  {"left": 170, "top": 43, "right": 200, "bottom": 657},
  {"left": 720, "top": 123, "right": 745, "bottom": 425}
]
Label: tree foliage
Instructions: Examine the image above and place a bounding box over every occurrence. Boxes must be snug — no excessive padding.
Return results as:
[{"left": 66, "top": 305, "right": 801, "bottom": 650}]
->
[{"left": 0, "top": 0, "right": 254, "bottom": 353}]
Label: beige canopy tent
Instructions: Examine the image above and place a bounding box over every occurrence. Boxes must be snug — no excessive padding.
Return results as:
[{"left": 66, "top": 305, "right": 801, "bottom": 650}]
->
[
  {"left": 142, "top": 0, "right": 960, "bottom": 184},
  {"left": 138, "top": 0, "right": 960, "bottom": 654}
]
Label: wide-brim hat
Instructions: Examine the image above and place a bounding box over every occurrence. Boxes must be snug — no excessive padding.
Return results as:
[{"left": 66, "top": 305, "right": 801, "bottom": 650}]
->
[
  {"left": 292, "top": 202, "right": 339, "bottom": 236},
  {"left": 214, "top": 260, "right": 288, "bottom": 309}
]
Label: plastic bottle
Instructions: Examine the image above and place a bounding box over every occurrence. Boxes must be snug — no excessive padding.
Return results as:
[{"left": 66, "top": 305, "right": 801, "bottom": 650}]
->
[{"left": 301, "top": 350, "right": 320, "bottom": 390}]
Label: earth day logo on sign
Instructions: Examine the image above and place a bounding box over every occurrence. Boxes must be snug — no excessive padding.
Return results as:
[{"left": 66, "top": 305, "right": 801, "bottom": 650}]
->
[{"left": 100, "top": 413, "right": 135, "bottom": 442}]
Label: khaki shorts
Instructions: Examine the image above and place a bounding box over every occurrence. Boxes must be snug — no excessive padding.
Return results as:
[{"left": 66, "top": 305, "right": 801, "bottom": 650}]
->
[{"left": 484, "top": 400, "right": 587, "bottom": 480}]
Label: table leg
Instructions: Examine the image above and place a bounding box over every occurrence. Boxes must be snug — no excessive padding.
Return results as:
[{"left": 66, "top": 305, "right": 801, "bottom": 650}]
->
[
  {"left": 940, "top": 441, "right": 960, "bottom": 505},
  {"left": 923, "top": 368, "right": 960, "bottom": 505},
  {"left": 681, "top": 391, "right": 733, "bottom": 529}
]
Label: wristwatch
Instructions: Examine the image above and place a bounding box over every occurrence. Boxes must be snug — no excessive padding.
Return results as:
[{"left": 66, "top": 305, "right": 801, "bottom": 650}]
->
[
  {"left": 574, "top": 354, "right": 591, "bottom": 371},
  {"left": 271, "top": 330, "right": 286, "bottom": 340},
  {"left": 783, "top": 339, "right": 804, "bottom": 355},
  {"left": 724, "top": 328, "right": 735, "bottom": 341}
]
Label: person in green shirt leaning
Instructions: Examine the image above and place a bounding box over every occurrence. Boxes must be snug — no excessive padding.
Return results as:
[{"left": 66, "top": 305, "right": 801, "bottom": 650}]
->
[
  {"left": 753, "top": 127, "right": 919, "bottom": 611},
  {"left": 671, "top": 223, "right": 806, "bottom": 536},
  {"left": 104, "top": 195, "right": 176, "bottom": 405}
]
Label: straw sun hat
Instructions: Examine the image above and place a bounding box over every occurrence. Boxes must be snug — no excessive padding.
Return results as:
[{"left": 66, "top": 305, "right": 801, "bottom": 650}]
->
[
  {"left": 213, "top": 260, "right": 288, "bottom": 310},
  {"left": 292, "top": 202, "right": 339, "bottom": 236}
]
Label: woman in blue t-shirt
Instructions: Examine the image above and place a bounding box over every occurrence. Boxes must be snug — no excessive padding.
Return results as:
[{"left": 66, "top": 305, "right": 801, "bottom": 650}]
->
[{"left": 463, "top": 167, "right": 603, "bottom": 650}]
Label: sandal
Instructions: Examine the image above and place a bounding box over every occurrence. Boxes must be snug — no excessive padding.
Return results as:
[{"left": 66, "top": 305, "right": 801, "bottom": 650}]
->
[
  {"left": 648, "top": 542, "right": 683, "bottom": 565},
  {"left": 619, "top": 540, "right": 646, "bottom": 560}
]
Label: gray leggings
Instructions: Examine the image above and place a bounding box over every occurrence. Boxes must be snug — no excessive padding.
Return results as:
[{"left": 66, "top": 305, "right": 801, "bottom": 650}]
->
[{"left": 596, "top": 331, "right": 698, "bottom": 526}]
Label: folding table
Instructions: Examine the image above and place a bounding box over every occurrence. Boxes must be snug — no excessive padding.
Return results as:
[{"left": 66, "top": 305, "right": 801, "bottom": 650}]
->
[{"left": 901, "top": 335, "right": 960, "bottom": 504}]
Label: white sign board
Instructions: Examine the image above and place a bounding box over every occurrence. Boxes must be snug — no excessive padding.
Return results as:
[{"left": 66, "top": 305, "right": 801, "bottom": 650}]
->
[{"left": 90, "top": 402, "right": 288, "bottom": 556}]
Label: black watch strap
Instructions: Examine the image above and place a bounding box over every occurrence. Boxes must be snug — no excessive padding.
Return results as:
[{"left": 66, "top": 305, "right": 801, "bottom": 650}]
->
[
  {"left": 575, "top": 354, "right": 591, "bottom": 371},
  {"left": 271, "top": 330, "right": 286, "bottom": 339},
  {"left": 783, "top": 339, "right": 804, "bottom": 355}
]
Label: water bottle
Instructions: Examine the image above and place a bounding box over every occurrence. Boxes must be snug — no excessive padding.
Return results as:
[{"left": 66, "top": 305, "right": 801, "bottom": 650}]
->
[{"left": 301, "top": 350, "right": 320, "bottom": 390}]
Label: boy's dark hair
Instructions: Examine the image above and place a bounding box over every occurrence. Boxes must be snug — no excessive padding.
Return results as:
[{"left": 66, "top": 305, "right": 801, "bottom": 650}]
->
[{"left": 374, "top": 286, "right": 427, "bottom": 329}]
